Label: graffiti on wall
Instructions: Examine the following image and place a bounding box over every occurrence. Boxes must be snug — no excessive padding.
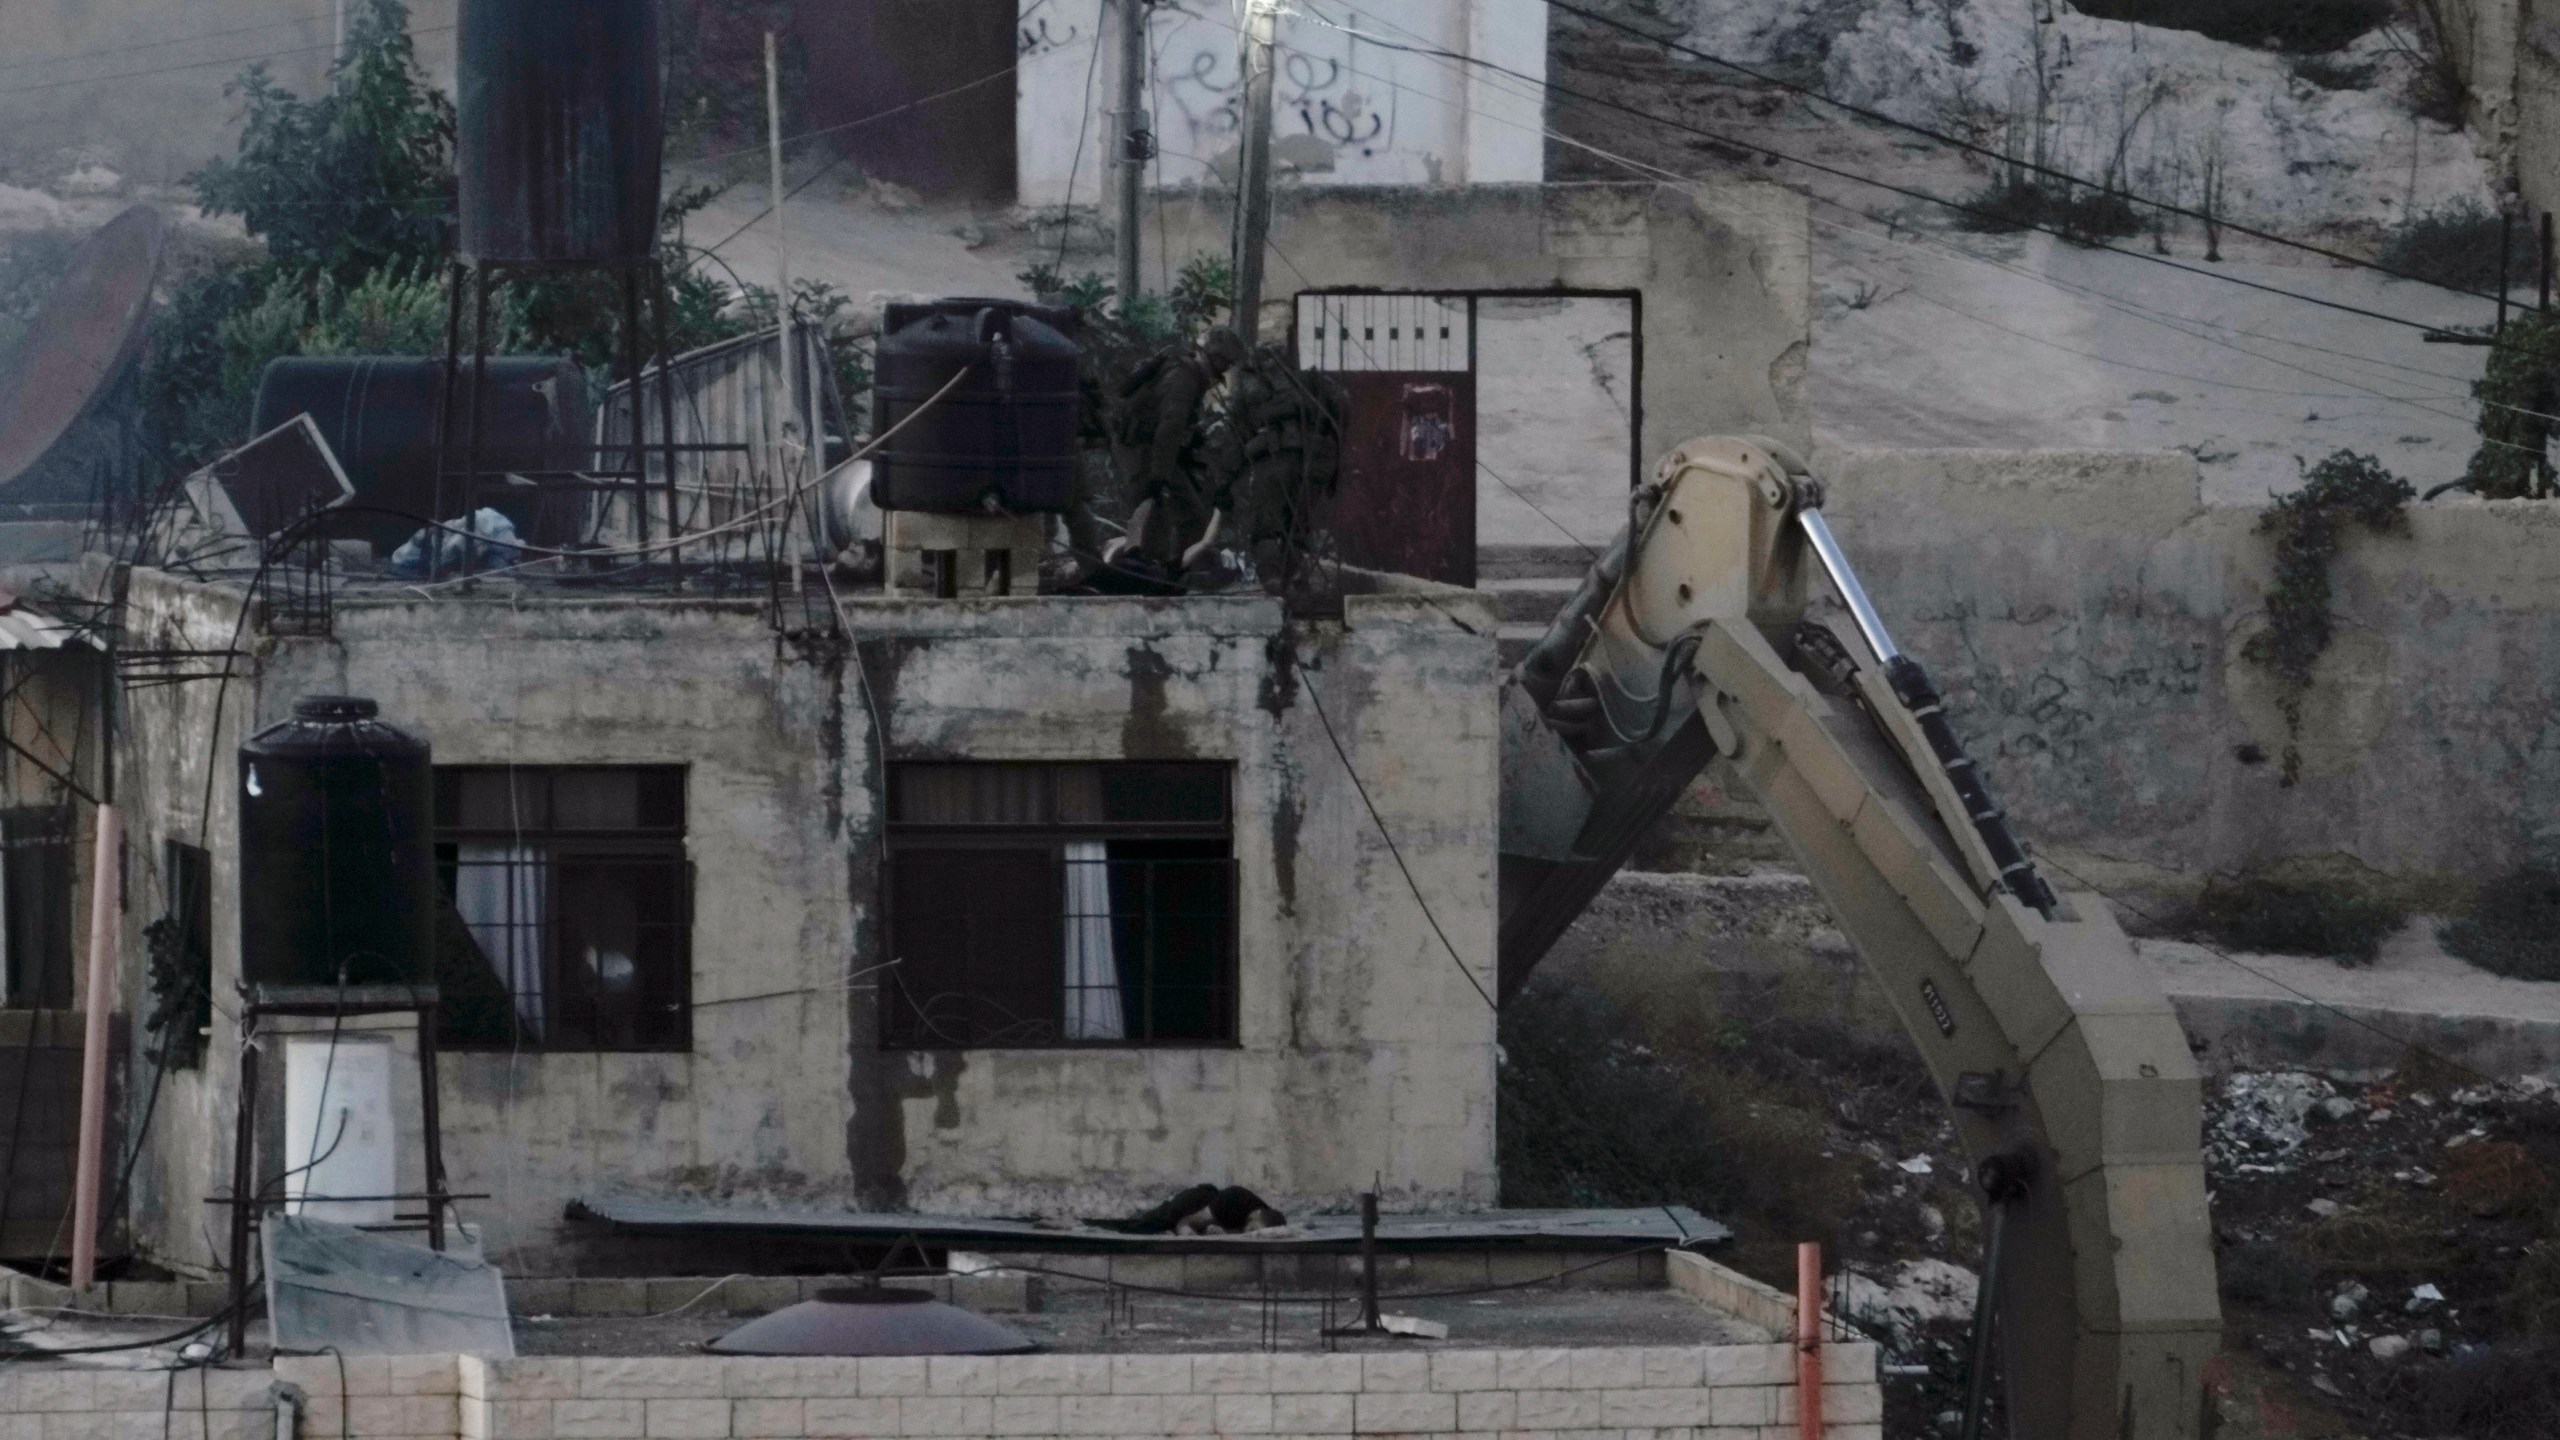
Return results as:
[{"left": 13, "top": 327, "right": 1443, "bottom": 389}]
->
[{"left": 1149, "top": 1, "right": 1410, "bottom": 178}]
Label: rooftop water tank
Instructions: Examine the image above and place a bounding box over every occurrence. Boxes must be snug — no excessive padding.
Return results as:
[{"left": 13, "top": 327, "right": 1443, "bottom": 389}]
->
[
  {"left": 870, "top": 301, "right": 1081, "bottom": 513},
  {"left": 238, "top": 696, "right": 433, "bottom": 993},
  {"left": 457, "top": 0, "right": 663, "bottom": 266}
]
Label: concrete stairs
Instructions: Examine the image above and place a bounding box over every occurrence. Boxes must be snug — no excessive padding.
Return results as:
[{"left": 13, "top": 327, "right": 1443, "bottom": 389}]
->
[{"left": 1478, "top": 543, "right": 1595, "bottom": 667}]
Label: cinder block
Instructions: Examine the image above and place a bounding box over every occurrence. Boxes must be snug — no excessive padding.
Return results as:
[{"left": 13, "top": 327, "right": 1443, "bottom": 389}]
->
[
  {"left": 1708, "top": 1383, "right": 1775, "bottom": 1426},
  {"left": 1513, "top": 1387, "right": 1600, "bottom": 1429},
  {"left": 1189, "top": 1354, "right": 1271, "bottom": 1394},
  {"left": 1821, "top": 1424, "right": 1884, "bottom": 1440},
  {"left": 1265, "top": 1353, "right": 1361, "bottom": 1393},
  {"left": 582, "top": 1357, "right": 722, "bottom": 1399},
  {"left": 791, "top": 1361, "right": 865, "bottom": 1400},
  {"left": 987, "top": 1354, "right": 1106, "bottom": 1398},
  {"left": 1823, "top": 1341, "right": 1880, "bottom": 1384},
  {"left": 9, "top": 1371, "right": 97, "bottom": 1412},
  {"left": 509, "top": 1279, "right": 574, "bottom": 1315},
  {"left": 1424, "top": 1350, "right": 1495, "bottom": 1393},
  {"left": 572, "top": 1279, "right": 649, "bottom": 1317},
  {"left": 1059, "top": 1393, "right": 1160, "bottom": 1436},
  {"left": 556, "top": 1398, "right": 647, "bottom": 1439},
  {"left": 185, "top": 1282, "right": 233, "bottom": 1317},
  {"left": 802, "top": 1397, "right": 899, "bottom": 1438},
  {"left": 1454, "top": 1389, "right": 1515, "bottom": 1430},
  {"left": 1357, "top": 1352, "right": 1427, "bottom": 1392},
  {"left": 390, "top": 1353, "right": 461, "bottom": 1396},
  {"left": 1108, "top": 1354, "right": 1193, "bottom": 1395},
  {"left": 1160, "top": 1392, "right": 1214, "bottom": 1435},
  {"left": 199, "top": 1411, "right": 266, "bottom": 1440},
  {"left": 1704, "top": 1343, "right": 1790, "bottom": 1387},
  {"left": 488, "top": 1359, "right": 583, "bottom": 1401},
  {"left": 90, "top": 1374, "right": 174, "bottom": 1410},
  {"left": 730, "top": 1398, "right": 805, "bottom": 1439},
  {"left": 349, "top": 1394, "right": 459, "bottom": 1434},
  {"left": 485, "top": 1399, "right": 556, "bottom": 1440},
  {"left": 858, "top": 1358, "right": 927, "bottom": 1398},
  {"left": 1641, "top": 1346, "right": 1706, "bottom": 1389},
  {"left": 1601, "top": 1386, "right": 1714, "bottom": 1427},
  {"left": 1267, "top": 1392, "right": 1351, "bottom": 1433},
  {"left": 726, "top": 1277, "right": 799, "bottom": 1314},
  {"left": 1211, "top": 1392, "right": 1273, "bottom": 1434},
  {"left": 987, "top": 1395, "right": 1056, "bottom": 1436},
  {"left": 1820, "top": 1382, "right": 1885, "bottom": 1424},
  {"left": 892, "top": 1395, "right": 990, "bottom": 1437},
  {"left": 923, "top": 1356, "right": 996, "bottom": 1396},
  {"left": 1350, "top": 1389, "right": 1453, "bottom": 1433},
  {"left": 1494, "top": 1347, "right": 1572, "bottom": 1391},
  {"left": 1568, "top": 1347, "right": 1647, "bottom": 1390},
  {"left": 645, "top": 1397, "right": 731, "bottom": 1438},
  {"left": 646, "top": 1278, "right": 730, "bottom": 1315},
  {"left": 106, "top": 1281, "right": 186, "bottom": 1317}
]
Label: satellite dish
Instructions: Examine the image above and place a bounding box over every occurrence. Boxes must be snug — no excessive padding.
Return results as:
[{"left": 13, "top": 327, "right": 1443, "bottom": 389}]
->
[{"left": 0, "top": 204, "right": 166, "bottom": 492}]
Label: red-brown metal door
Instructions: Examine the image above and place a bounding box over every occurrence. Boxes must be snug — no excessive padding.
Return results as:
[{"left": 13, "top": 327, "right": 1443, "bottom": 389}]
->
[{"left": 1329, "top": 372, "right": 1477, "bottom": 586}]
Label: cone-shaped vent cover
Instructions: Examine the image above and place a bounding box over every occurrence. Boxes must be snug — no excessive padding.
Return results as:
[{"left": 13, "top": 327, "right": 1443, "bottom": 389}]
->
[{"left": 706, "top": 1287, "right": 1039, "bottom": 1356}]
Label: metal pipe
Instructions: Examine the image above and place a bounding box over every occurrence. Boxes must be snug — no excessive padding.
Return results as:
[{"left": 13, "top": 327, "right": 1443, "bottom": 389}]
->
[
  {"left": 1795, "top": 507, "right": 1901, "bottom": 664},
  {"left": 69, "top": 802, "right": 120, "bottom": 1290},
  {"left": 1114, "top": 0, "right": 1148, "bottom": 309},
  {"left": 1795, "top": 1241, "right": 1822, "bottom": 1440}
]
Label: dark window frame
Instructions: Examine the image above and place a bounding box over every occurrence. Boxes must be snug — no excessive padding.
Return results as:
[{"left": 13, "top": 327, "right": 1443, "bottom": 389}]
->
[
  {"left": 882, "top": 761, "right": 1239, "bottom": 1051},
  {"left": 431, "top": 766, "right": 691, "bottom": 1054},
  {"left": 144, "top": 839, "right": 214, "bottom": 1068},
  {"left": 0, "top": 805, "right": 73, "bottom": 1011}
]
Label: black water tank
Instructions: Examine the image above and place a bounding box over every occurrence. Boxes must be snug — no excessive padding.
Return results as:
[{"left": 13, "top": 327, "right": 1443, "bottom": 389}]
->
[
  {"left": 871, "top": 301, "right": 1082, "bottom": 513},
  {"left": 457, "top": 0, "right": 662, "bottom": 266},
  {"left": 252, "top": 356, "right": 590, "bottom": 553},
  {"left": 238, "top": 697, "right": 433, "bottom": 992}
]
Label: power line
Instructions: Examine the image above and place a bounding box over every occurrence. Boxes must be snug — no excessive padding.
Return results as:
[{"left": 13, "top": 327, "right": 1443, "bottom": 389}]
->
[
  {"left": 1539, "top": 0, "right": 2511, "bottom": 307},
  {"left": 0, "top": 24, "right": 456, "bottom": 98},
  {"left": 1257, "top": 13, "right": 2455, "bottom": 334},
  {"left": 0, "top": 1, "right": 333, "bottom": 77}
]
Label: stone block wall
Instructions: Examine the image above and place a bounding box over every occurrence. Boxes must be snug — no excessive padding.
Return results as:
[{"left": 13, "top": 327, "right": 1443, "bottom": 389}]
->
[{"left": 0, "top": 1343, "right": 1882, "bottom": 1440}]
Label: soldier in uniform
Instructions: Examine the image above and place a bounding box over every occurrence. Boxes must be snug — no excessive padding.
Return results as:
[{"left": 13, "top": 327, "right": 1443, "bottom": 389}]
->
[{"left": 1105, "top": 326, "right": 1248, "bottom": 570}]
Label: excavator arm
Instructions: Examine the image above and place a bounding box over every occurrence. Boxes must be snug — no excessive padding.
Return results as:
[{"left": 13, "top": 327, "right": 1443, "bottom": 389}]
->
[{"left": 1499, "top": 437, "right": 2220, "bottom": 1440}]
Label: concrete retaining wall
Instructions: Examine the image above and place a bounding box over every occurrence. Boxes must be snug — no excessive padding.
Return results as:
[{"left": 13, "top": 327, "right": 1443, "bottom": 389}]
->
[{"left": 1819, "top": 445, "right": 2560, "bottom": 879}]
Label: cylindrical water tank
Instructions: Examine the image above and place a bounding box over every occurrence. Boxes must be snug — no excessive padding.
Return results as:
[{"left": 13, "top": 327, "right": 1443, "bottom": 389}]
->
[
  {"left": 870, "top": 301, "right": 1082, "bottom": 513},
  {"left": 283, "top": 1033, "right": 397, "bottom": 1226},
  {"left": 239, "top": 697, "right": 434, "bottom": 993},
  {"left": 456, "top": 0, "right": 663, "bottom": 266},
  {"left": 252, "top": 355, "right": 591, "bottom": 554}
]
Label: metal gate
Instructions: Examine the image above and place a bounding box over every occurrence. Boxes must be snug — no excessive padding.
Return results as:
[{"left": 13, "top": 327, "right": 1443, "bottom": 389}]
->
[{"left": 1295, "top": 293, "right": 1477, "bottom": 587}]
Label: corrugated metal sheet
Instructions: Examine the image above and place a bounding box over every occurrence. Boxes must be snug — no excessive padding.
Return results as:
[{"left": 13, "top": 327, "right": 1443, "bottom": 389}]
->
[
  {"left": 0, "top": 597, "right": 78, "bottom": 650},
  {"left": 594, "top": 328, "right": 838, "bottom": 563}
]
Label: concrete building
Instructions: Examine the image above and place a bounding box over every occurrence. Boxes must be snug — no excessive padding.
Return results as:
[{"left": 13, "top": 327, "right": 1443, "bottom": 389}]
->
[{"left": 105, "top": 563, "right": 1500, "bottom": 1271}]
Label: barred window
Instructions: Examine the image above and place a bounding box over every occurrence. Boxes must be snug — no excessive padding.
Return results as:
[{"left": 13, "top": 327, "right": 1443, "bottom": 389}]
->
[
  {"left": 883, "top": 762, "right": 1235, "bottom": 1048},
  {"left": 432, "top": 767, "right": 689, "bottom": 1052}
]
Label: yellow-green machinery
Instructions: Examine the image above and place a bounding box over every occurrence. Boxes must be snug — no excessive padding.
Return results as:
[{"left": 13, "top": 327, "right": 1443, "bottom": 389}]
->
[{"left": 1499, "top": 436, "right": 2220, "bottom": 1440}]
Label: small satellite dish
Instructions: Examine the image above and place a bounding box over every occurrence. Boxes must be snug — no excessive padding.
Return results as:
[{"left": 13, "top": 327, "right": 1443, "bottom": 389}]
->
[{"left": 0, "top": 205, "right": 166, "bottom": 492}]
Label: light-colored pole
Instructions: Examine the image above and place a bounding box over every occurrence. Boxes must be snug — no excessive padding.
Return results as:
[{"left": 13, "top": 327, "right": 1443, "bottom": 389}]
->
[
  {"left": 1230, "top": 0, "right": 1278, "bottom": 343},
  {"left": 69, "top": 802, "right": 121, "bottom": 1290},
  {"left": 1114, "top": 0, "right": 1149, "bottom": 312},
  {"left": 1795, "top": 1240, "right": 1823, "bottom": 1440}
]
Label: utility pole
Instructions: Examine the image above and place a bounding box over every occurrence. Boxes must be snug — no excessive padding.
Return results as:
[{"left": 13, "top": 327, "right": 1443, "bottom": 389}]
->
[
  {"left": 1230, "top": 0, "right": 1278, "bottom": 344},
  {"left": 1114, "top": 0, "right": 1149, "bottom": 314},
  {"left": 767, "top": 30, "right": 802, "bottom": 588}
]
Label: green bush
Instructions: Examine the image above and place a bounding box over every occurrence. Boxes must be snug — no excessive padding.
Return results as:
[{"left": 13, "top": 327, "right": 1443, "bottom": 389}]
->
[
  {"left": 2241, "top": 450, "right": 2412, "bottom": 783},
  {"left": 2440, "top": 866, "right": 2560, "bottom": 981},
  {"left": 1958, "top": 177, "right": 2144, "bottom": 245},
  {"left": 2461, "top": 310, "right": 2560, "bottom": 499},
  {"left": 2196, "top": 870, "right": 2407, "bottom": 963},
  {"left": 2378, "top": 200, "right": 2511, "bottom": 293},
  {"left": 2071, "top": 0, "right": 2390, "bottom": 53}
]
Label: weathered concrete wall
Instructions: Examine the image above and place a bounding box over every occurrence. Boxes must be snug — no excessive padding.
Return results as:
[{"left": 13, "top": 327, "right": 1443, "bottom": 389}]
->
[
  {"left": 2425, "top": 0, "right": 2560, "bottom": 219},
  {"left": 0, "top": 0, "right": 457, "bottom": 185},
  {"left": 1818, "top": 445, "right": 2560, "bottom": 880},
  {"left": 1153, "top": 181, "right": 1813, "bottom": 460},
  {"left": 112, "top": 574, "right": 1499, "bottom": 1271},
  {"left": 1019, "top": 0, "right": 1547, "bottom": 205}
]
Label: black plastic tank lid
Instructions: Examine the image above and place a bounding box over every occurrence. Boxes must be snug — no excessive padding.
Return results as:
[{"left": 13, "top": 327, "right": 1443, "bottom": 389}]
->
[{"left": 293, "top": 695, "right": 380, "bottom": 721}]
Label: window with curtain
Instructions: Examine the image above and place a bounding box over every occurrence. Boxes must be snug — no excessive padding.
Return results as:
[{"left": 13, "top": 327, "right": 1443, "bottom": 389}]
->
[
  {"left": 883, "top": 762, "right": 1235, "bottom": 1048},
  {"left": 432, "top": 767, "right": 689, "bottom": 1051}
]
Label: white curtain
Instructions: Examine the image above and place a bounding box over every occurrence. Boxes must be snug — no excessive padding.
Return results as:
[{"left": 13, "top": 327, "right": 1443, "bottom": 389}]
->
[
  {"left": 456, "top": 843, "right": 548, "bottom": 1039},
  {"left": 1062, "top": 842, "right": 1124, "bottom": 1040}
]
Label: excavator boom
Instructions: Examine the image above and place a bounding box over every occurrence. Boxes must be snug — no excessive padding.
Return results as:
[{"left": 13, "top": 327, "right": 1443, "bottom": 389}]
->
[{"left": 1500, "top": 437, "right": 2220, "bottom": 1440}]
